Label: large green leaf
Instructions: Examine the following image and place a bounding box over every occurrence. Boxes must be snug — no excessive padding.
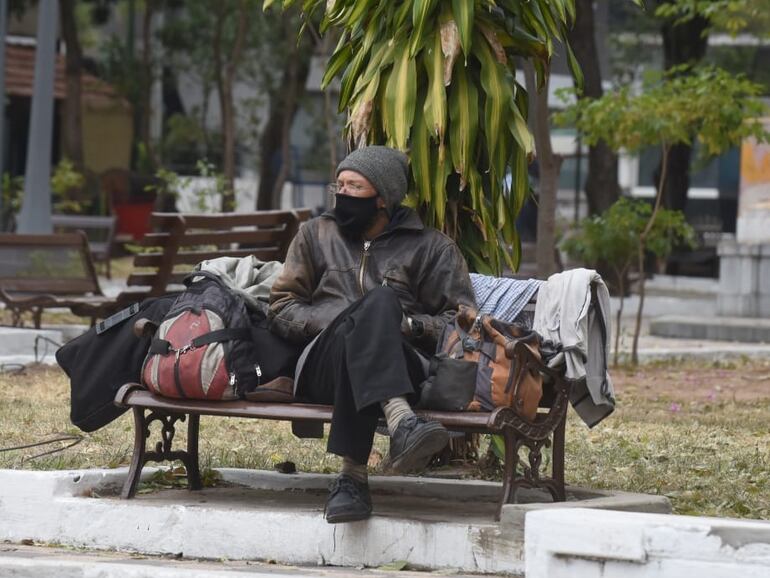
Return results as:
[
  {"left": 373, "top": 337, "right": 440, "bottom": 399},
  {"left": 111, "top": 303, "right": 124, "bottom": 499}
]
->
[
  {"left": 439, "top": 6, "right": 461, "bottom": 86},
  {"left": 448, "top": 63, "right": 479, "bottom": 189},
  {"left": 348, "top": 39, "right": 396, "bottom": 106},
  {"left": 509, "top": 104, "right": 534, "bottom": 156},
  {"left": 346, "top": 0, "right": 378, "bottom": 27},
  {"left": 565, "top": 39, "right": 584, "bottom": 94},
  {"left": 475, "top": 31, "right": 514, "bottom": 181},
  {"left": 423, "top": 31, "right": 447, "bottom": 144},
  {"left": 504, "top": 28, "right": 549, "bottom": 60},
  {"left": 450, "top": 0, "right": 474, "bottom": 58},
  {"left": 410, "top": 0, "right": 439, "bottom": 57},
  {"left": 411, "top": 96, "right": 432, "bottom": 205},
  {"left": 349, "top": 69, "right": 380, "bottom": 147},
  {"left": 338, "top": 23, "right": 378, "bottom": 109},
  {"left": 431, "top": 145, "right": 450, "bottom": 229},
  {"left": 321, "top": 36, "right": 352, "bottom": 89},
  {"left": 383, "top": 40, "right": 417, "bottom": 150}
]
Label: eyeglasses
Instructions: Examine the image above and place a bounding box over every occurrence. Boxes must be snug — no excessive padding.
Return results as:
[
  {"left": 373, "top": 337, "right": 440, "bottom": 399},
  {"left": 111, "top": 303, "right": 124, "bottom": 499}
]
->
[{"left": 326, "top": 182, "right": 374, "bottom": 196}]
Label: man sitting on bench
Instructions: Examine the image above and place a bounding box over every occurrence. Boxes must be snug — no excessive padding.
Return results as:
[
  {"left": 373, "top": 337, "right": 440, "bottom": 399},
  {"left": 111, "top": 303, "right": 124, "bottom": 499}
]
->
[{"left": 268, "top": 146, "right": 475, "bottom": 524}]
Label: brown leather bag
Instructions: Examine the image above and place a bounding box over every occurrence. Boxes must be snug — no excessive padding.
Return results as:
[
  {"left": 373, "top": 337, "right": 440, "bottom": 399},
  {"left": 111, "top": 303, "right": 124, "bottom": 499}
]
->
[{"left": 440, "top": 306, "right": 543, "bottom": 421}]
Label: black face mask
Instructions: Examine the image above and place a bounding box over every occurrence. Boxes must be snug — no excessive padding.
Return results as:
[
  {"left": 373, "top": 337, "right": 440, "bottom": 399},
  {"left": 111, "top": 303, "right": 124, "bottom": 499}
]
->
[{"left": 333, "top": 194, "right": 381, "bottom": 238}]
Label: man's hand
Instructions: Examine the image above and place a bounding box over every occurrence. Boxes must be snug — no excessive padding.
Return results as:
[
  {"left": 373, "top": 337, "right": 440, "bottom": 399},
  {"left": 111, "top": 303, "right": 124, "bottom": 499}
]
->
[{"left": 401, "top": 314, "right": 424, "bottom": 338}]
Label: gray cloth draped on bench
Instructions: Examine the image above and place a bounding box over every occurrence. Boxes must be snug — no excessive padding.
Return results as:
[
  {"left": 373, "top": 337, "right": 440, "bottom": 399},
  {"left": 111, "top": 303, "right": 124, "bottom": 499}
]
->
[{"left": 533, "top": 268, "right": 615, "bottom": 427}]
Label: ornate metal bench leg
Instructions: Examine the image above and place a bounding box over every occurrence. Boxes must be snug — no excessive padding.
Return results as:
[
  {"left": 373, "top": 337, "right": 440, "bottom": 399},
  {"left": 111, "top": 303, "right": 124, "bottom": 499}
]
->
[
  {"left": 496, "top": 429, "right": 517, "bottom": 521},
  {"left": 550, "top": 413, "right": 567, "bottom": 502},
  {"left": 121, "top": 407, "right": 148, "bottom": 499},
  {"left": 185, "top": 414, "right": 202, "bottom": 491}
]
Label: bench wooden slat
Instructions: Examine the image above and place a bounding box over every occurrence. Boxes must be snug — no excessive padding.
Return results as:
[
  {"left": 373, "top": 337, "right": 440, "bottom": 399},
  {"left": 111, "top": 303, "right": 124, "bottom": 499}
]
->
[
  {"left": 0, "top": 232, "right": 86, "bottom": 246},
  {"left": 177, "top": 230, "right": 290, "bottom": 246},
  {"left": 3, "top": 279, "right": 101, "bottom": 293},
  {"left": 154, "top": 210, "right": 311, "bottom": 228},
  {"left": 137, "top": 233, "right": 174, "bottom": 247},
  {"left": 117, "top": 386, "right": 501, "bottom": 431},
  {"left": 134, "top": 248, "right": 281, "bottom": 267}
]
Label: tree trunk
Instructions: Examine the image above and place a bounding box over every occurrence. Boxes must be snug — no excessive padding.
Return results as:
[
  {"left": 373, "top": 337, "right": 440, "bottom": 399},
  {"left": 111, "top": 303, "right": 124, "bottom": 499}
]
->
[
  {"left": 140, "top": 0, "right": 157, "bottom": 171},
  {"left": 632, "top": 143, "right": 670, "bottom": 365},
  {"left": 656, "top": 0, "right": 709, "bottom": 213},
  {"left": 567, "top": 0, "right": 620, "bottom": 216},
  {"left": 256, "top": 21, "right": 313, "bottom": 211},
  {"left": 214, "top": 0, "right": 249, "bottom": 212},
  {"left": 269, "top": 29, "right": 302, "bottom": 210},
  {"left": 657, "top": 143, "right": 691, "bottom": 212},
  {"left": 322, "top": 34, "right": 339, "bottom": 186},
  {"left": 612, "top": 266, "right": 626, "bottom": 367},
  {"left": 524, "top": 62, "right": 562, "bottom": 279},
  {"left": 59, "top": 0, "right": 84, "bottom": 171}
]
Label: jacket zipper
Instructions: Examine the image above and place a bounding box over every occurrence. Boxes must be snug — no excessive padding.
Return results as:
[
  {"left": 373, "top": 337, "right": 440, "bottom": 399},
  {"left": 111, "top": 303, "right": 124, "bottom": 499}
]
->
[{"left": 358, "top": 240, "right": 372, "bottom": 295}]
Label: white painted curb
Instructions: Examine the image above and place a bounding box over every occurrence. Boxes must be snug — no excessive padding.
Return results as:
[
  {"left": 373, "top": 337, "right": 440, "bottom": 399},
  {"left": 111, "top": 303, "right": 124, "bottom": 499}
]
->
[
  {"left": 0, "top": 469, "right": 520, "bottom": 575},
  {"left": 525, "top": 508, "right": 770, "bottom": 578}
]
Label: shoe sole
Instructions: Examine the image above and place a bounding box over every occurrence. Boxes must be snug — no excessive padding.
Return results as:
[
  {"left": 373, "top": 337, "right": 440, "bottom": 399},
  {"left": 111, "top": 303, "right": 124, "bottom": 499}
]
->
[
  {"left": 390, "top": 423, "right": 450, "bottom": 474},
  {"left": 325, "top": 509, "right": 372, "bottom": 524}
]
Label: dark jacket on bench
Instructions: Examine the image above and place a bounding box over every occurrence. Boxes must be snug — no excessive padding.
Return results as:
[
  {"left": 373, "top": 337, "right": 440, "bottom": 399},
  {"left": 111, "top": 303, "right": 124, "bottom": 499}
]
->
[{"left": 268, "top": 207, "right": 475, "bottom": 354}]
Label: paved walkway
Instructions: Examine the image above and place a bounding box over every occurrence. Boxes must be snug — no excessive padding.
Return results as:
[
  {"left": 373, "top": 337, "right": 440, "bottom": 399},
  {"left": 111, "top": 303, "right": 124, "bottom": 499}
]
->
[{"left": 0, "top": 543, "right": 479, "bottom": 578}]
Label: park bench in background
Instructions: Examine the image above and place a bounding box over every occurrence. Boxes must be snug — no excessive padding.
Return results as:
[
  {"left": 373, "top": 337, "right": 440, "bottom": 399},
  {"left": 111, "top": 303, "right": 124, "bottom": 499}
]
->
[
  {"left": 0, "top": 232, "right": 105, "bottom": 328},
  {"left": 77, "top": 209, "right": 311, "bottom": 320},
  {"left": 115, "top": 337, "right": 571, "bottom": 521},
  {"left": 51, "top": 214, "right": 117, "bottom": 279}
]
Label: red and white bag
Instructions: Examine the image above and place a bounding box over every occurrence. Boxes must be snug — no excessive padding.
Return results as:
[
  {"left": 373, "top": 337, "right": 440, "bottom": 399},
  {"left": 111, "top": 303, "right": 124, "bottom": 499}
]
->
[{"left": 141, "top": 272, "right": 262, "bottom": 400}]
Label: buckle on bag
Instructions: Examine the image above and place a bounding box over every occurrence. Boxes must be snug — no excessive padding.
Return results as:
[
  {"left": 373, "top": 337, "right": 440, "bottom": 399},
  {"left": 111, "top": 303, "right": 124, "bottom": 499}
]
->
[{"left": 173, "top": 344, "right": 195, "bottom": 362}]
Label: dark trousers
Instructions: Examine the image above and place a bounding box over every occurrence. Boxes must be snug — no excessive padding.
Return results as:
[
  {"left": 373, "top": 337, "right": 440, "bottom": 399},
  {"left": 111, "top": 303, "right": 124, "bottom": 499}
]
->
[{"left": 297, "top": 287, "right": 428, "bottom": 464}]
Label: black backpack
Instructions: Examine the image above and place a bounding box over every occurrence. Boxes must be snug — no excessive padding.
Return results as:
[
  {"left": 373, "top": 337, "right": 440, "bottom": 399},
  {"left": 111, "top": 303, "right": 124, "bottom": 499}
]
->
[
  {"left": 57, "top": 295, "right": 177, "bottom": 432},
  {"left": 141, "top": 272, "right": 299, "bottom": 400}
]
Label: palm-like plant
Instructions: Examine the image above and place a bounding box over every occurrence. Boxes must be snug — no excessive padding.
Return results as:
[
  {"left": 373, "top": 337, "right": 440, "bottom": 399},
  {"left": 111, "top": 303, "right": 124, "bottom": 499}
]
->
[{"left": 266, "top": 0, "right": 578, "bottom": 274}]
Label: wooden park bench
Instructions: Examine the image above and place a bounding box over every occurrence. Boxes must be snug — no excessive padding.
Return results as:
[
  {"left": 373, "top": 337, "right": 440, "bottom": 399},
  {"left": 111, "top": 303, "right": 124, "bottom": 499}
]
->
[
  {"left": 76, "top": 209, "right": 311, "bottom": 320},
  {"left": 0, "top": 232, "right": 106, "bottom": 328},
  {"left": 51, "top": 214, "right": 117, "bottom": 279},
  {"left": 114, "top": 329, "right": 572, "bottom": 521}
]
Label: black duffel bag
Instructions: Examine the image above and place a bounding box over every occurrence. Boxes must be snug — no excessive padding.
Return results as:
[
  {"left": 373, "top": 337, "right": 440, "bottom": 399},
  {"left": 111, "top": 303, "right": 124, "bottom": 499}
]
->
[{"left": 56, "top": 295, "right": 177, "bottom": 432}]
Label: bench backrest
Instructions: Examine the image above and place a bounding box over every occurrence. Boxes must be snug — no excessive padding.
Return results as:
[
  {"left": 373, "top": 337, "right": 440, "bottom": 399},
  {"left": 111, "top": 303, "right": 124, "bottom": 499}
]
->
[
  {"left": 127, "top": 209, "right": 311, "bottom": 295},
  {"left": 0, "top": 232, "right": 102, "bottom": 295},
  {"left": 51, "top": 214, "right": 117, "bottom": 259}
]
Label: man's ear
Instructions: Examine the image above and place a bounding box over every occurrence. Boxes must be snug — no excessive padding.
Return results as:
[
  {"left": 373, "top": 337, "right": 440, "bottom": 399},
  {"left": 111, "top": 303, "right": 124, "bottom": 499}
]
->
[{"left": 376, "top": 197, "right": 387, "bottom": 210}]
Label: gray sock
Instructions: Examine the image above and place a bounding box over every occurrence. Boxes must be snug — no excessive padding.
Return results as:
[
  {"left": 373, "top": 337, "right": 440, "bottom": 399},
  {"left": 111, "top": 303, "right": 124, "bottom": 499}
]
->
[
  {"left": 341, "top": 456, "right": 368, "bottom": 484},
  {"left": 381, "top": 396, "right": 414, "bottom": 436}
]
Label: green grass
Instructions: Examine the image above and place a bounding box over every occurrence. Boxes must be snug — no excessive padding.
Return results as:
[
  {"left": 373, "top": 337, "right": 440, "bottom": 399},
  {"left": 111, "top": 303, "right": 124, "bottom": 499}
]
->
[{"left": 1, "top": 362, "right": 769, "bottom": 520}]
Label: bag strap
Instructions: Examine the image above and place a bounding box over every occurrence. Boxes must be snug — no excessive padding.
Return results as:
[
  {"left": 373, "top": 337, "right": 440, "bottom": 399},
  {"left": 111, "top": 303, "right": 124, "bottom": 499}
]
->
[
  {"left": 183, "top": 269, "right": 227, "bottom": 288},
  {"left": 193, "top": 327, "right": 252, "bottom": 347},
  {"left": 149, "top": 327, "right": 252, "bottom": 355}
]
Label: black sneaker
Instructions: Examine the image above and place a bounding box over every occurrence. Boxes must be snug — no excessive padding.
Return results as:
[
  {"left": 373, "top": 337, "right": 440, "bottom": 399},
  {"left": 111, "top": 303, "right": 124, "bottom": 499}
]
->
[
  {"left": 389, "top": 415, "right": 449, "bottom": 474},
  {"left": 324, "top": 474, "right": 372, "bottom": 524}
]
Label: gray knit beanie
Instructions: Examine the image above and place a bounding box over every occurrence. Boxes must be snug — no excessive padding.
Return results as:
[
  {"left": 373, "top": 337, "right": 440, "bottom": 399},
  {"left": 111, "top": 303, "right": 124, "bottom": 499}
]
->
[{"left": 336, "top": 146, "right": 409, "bottom": 210}]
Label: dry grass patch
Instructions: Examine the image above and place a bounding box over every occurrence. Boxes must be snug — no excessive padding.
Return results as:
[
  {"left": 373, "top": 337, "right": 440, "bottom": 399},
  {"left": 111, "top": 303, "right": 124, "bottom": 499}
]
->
[{"left": 1, "top": 361, "right": 769, "bottom": 520}]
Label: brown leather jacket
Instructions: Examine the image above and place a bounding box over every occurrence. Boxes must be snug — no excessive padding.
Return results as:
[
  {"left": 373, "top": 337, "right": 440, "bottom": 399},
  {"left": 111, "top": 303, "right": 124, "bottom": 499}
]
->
[{"left": 268, "top": 208, "right": 476, "bottom": 354}]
